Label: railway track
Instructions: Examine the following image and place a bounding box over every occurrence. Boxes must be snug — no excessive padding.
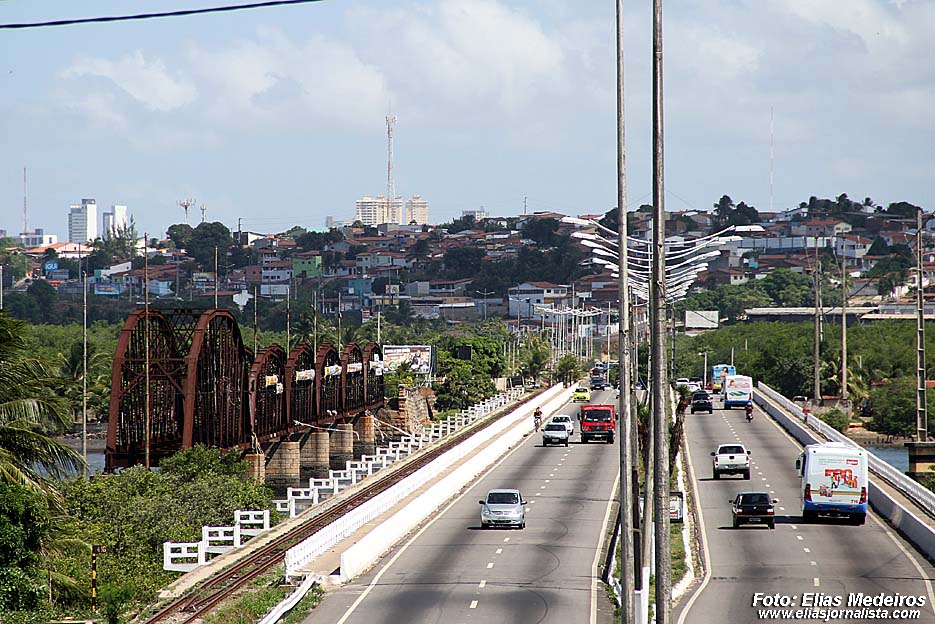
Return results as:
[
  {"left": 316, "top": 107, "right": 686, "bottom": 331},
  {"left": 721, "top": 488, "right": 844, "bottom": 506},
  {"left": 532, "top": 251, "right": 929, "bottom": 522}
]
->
[{"left": 143, "top": 390, "right": 536, "bottom": 624}]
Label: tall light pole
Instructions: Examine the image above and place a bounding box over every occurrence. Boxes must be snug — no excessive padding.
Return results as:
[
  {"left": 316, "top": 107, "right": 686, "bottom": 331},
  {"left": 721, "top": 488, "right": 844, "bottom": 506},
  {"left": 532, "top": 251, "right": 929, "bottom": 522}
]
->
[
  {"left": 651, "top": 0, "right": 672, "bottom": 619},
  {"left": 917, "top": 206, "right": 928, "bottom": 442},
  {"left": 615, "top": 0, "right": 635, "bottom": 618},
  {"left": 477, "top": 289, "right": 495, "bottom": 321},
  {"left": 840, "top": 235, "right": 848, "bottom": 402}
]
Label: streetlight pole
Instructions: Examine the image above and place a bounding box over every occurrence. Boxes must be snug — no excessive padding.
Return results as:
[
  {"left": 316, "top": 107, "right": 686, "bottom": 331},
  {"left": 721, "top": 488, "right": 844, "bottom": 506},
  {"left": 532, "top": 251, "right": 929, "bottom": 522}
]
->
[
  {"left": 615, "top": 0, "right": 635, "bottom": 613},
  {"left": 477, "top": 289, "right": 495, "bottom": 321},
  {"left": 840, "top": 236, "right": 848, "bottom": 402},
  {"left": 651, "top": 0, "right": 672, "bottom": 619}
]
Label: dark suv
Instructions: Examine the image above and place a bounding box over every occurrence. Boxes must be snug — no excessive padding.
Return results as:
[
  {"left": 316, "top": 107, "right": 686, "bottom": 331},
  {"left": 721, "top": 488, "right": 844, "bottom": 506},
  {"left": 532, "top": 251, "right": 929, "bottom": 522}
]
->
[
  {"left": 690, "top": 391, "right": 713, "bottom": 414},
  {"left": 730, "top": 491, "right": 778, "bottom": 529}
]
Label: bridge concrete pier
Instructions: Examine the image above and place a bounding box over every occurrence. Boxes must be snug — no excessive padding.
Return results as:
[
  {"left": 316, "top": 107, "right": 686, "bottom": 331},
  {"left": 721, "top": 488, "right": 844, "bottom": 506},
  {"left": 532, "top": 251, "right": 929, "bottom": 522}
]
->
[
  {"left": 354, "top": 413, "right": 376, "bottom": 458},
  {"left": 330, "top": 423, "right": 354, "bottom": 470},
  {"left": 265, "top": 439, "right": 300, "bottom": 496},
  {"left": 245, "top": 452, "right": 265, "bottom": 484},
  {"left": 301, "top": 431, "right": 331, "bottom": 480}
]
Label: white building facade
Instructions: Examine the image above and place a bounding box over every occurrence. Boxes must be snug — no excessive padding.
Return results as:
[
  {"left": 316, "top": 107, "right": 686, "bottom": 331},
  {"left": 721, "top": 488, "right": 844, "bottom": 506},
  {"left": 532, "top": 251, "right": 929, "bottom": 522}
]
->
[
  {"left": 102, "top": 204, "right": 128, "bottom": 238},
  {"left": 406, "top": 196, "right": 429, "bottom": 224},
  {"left": 356, "top": 196, "right": 403, "bottom": 226},
  {"left": 68, "top": 199, "right": 98, "bottom": 243}
]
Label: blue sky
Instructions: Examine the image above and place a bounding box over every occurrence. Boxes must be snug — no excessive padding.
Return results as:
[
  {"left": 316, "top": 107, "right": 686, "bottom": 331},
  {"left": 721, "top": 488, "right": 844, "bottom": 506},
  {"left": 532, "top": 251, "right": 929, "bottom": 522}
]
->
[{"left": 1, "top": 0, "right": 933, "bottom": 240}]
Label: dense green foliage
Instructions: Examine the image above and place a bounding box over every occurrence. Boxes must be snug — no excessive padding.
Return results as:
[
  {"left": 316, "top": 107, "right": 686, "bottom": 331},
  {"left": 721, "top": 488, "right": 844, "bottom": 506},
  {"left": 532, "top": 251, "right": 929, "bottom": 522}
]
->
[
  {"left": 56, "top": 446, "right": 278, "bottom": 608},
  {"left": 0, "top": 484, "right": 49, "bottom": 611},
  {"left": 673, "top": 320, "right": 935, "bottom": 436}
]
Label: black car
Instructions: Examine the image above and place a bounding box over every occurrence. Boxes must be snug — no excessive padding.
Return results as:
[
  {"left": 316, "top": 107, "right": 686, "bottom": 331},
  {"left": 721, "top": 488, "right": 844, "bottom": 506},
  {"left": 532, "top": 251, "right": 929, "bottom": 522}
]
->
[
  {"left": 730, "top": 492, "right": 778, "bottom": 529},
  {"left": 690, "top": 391, "right": 713, "bottom": 414}
]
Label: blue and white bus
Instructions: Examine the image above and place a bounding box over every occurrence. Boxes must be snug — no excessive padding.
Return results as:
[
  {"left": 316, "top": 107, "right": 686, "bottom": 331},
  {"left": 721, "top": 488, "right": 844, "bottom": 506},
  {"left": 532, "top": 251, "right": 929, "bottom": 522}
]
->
[
  {"left": 710, "top": 364, "right": 736, "bottom": 391},
  {"left": 796, "top": 442, "right": 868, "bottom": 525}
]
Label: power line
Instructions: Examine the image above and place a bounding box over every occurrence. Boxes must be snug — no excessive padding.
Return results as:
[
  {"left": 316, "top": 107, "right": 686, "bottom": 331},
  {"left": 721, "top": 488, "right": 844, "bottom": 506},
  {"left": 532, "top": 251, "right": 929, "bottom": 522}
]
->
[{"left": 0, "top": 0, "right": 327, "bottom": 30}]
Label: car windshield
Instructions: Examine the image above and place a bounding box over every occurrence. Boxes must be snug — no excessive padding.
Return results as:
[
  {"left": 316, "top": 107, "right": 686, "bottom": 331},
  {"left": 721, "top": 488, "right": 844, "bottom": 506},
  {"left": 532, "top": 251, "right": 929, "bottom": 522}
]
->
[
  {"left": 741, "top": 494, "right": 770, "bottom": 505},
  {"left": 584, "top": 409, "right": 613, "bottom": 421},
  {"left": 719, "top": 445, "right": 745, "bottom": 454},
  {"left": 487, "top": 492, "right": 519, "bottom": 504},
  {"left": 576, "top": 388, "right": 588, "bottom": 393},
  {"left": 692, "top": 393, "right": 709, "bottom": 400},
  {"left": 545, "top": 424, "right": 565, "bottom": 431},
  {"left": 553, "top": 416, "right": 570, "bottom": 422}
]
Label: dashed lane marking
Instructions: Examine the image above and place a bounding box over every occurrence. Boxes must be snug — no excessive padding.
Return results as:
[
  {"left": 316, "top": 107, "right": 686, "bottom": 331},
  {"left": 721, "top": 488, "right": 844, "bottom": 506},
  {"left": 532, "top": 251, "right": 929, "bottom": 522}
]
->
[
  {"left": 486, "top": 562, "right": 494, "bottom": 569},
  {"left": 814, "top": 578, "right": 820, "bottom": 587},
  {"left": 478, "top": 580, "right": 486, "bottom": 588},
  {"left": 796, "top": 535, "right": 804, "bottom": 541},
  {"left": 470, "top": 600, "right": 478, "bottom": 609}
]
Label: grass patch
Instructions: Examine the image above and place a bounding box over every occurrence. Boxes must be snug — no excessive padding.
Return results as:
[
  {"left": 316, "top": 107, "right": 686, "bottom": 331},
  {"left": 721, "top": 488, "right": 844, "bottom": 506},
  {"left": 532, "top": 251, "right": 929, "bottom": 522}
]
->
[
  {"left": 281, "top": 585, "right": 324, "bottom": 624},
  {"left": 202, "top": 567, "right": 321, "bottom": 624}
]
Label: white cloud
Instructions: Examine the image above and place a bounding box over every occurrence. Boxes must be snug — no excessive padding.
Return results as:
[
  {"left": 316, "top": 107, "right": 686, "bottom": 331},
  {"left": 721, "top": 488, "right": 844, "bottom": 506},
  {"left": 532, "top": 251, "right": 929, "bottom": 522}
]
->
[{"left": 63, "top": 51, "right": 196, "bottom": 112}]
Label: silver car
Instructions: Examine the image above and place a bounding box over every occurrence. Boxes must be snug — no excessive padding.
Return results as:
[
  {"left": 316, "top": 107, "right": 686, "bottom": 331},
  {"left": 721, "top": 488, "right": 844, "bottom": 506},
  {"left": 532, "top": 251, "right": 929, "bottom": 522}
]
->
[
  {"left": 479, "top": 489, "right": 526, "bottom": 529},
  {"left": 542, "top": 422, "right": 570, "bottom": 447}
]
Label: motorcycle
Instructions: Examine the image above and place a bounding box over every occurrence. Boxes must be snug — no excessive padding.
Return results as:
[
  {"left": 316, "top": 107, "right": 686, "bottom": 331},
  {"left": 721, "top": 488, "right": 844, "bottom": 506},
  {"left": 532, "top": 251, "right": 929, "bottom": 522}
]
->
[{"left": 745, "top": 404, "right": 754, "bottom": 422}]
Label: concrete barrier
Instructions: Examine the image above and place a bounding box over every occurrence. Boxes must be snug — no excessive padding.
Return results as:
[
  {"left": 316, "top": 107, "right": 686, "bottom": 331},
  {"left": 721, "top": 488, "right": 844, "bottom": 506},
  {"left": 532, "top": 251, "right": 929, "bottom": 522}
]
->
[
  {"left": 755, "top": 384, "right": 935, "bottom": 562},
  {"left": 163, "top": 509, "right": 270, "bottom": 572},
  {"left": 337, "top": 385, "right": 575, "bottom": 582}
]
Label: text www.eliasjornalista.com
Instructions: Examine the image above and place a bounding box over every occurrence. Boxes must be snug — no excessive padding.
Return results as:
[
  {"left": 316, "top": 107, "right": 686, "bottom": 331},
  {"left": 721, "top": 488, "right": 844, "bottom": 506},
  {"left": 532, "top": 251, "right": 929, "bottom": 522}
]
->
[{"left": 757, "top": 608, "right": 921, "bottom": 620}]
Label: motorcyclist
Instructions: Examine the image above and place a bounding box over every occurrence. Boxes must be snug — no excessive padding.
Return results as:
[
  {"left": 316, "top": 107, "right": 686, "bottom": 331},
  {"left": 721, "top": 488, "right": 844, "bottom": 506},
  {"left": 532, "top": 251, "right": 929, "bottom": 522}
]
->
[
  {"left": 745, "top": 402, "right": 754, "bottom": 421},
  {"left": 534, "top": 407, "right": 543, "bottom": 432}
]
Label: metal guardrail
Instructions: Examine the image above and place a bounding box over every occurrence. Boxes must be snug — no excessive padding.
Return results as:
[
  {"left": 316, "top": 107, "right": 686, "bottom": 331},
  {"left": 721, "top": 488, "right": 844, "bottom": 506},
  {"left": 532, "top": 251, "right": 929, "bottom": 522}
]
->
[{"left": 757, "top": 382, "right": 935, "bottom": 519}]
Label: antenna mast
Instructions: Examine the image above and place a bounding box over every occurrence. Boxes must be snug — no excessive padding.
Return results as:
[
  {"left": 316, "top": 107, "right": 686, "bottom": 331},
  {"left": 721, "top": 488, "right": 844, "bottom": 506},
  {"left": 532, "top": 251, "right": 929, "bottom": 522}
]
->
[
  {"left": 23, "top": 167, "right": 28, "bottom": 234},
  {"left": 386, "top": 114, "right": 397, "bottom": 223},
  {"left": 769, "top": 107, "right": 775, "bottom": 214},
  {"left": 200, "top": 204, "right": 207, "bottom": 223},
  {"left": 178, "top": 198, "right": 196, "bottom": 225}
]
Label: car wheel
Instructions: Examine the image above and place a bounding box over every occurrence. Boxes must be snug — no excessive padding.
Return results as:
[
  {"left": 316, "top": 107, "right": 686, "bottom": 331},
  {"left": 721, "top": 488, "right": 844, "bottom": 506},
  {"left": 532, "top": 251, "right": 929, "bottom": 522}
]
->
[
  {"left": 709, "top": 409, "right": 713, "bottom": 414},
  {"left": 713, "top": 471, "right": 720, "bottom": 480},
  {"left": 769, "top": 522, "right": 775, "bottom": 529},
  {"left": 852, "top": 514, "right": 866, "bottom": 526},
  {"left": 743, "top": 470, "right": 751, "bottom": 480},
  {"left": 690, "top": 408, "right": 695, "bottom": 414},
  {"left": 564, "top": 441, "right": 569, "bottom": 447},
  {"left": 520, "top": 522, "right": 526, "bottom": 530},
  {"left": 803, "top": 510, "right": 817, "bottom": 522},
  {"left": 732, "top": 517, "right": 739, "bottom": 529},
  {"left": 608, "top": 435, "right": 615, "bottom": 444}
]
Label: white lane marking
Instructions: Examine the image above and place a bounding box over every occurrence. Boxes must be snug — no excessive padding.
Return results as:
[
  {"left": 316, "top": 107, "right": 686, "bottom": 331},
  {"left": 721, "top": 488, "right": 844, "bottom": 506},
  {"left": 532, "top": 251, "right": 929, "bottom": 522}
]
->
[
  {"left": 810, "top": 561, "right": 817, "bottom": 566},
  {"left": 504, "top": 538, "right": 510, "bottom": 542},
  {"left": 803, "top": 547, "right": 811, "bottom": 553},
  {"left": 796, "top": 535, "right": 804, "bottom": 541},
  {"left": 779, "top": 507, "right": 785, "bottom": 511},
  {"left": 592, "top": 472, "right": 620, "bottom": 624},
  {"left": 530, "top": 500, "right": 536, "bottom": 504},
  {"left": 486, "top": 562, "right": 494, "bottom": 569},
  {"left": 495, "top": 548, "right": 502, "bottom": 554},
  {"left": 757, "top": 472, "right": 763, "bottom": 475},
  {"left": 790, "top": 525, "right": 797, "bottom": 530},
  {"left": 549, "top": 473, "right": 555, "bottom": 477},
  {"left": 525, "top": 507, "right": 531, "bottom": 512},
  {"left": 470, "top": 600, "right": 478, "bottom": 609},
  {"left": 766, "top": 484, "right": 771, "bottom": 488},
  {"left": 545, "top": 479, "right": 551, "bottom": 483},
  {"left": 539, "top": 485, "right": 546, "bottom": 489},
  {"left": 813, "top": 578, "right": 820, "bottom": 587},
  {"left": 478, "top": 580, "right": 486, "bottom": 588},
  {"left": 535, "top": 492, "right": 541, "bottom": 496},
  {"left": 333, "top": 408, "right": 542, "bottom": 624}
]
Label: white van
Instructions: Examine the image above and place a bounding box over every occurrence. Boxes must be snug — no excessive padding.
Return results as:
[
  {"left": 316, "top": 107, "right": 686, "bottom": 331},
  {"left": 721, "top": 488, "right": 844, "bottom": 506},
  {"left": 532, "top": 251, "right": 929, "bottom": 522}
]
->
[{"left": 795, "top": 442, "right": 868, "bottom": 525}]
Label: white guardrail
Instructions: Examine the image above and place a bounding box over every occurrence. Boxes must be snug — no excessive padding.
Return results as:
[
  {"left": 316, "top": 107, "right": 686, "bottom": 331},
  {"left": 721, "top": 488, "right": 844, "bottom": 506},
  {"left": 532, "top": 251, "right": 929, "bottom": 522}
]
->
[
  {"left": 756, "top": 383, "right": 935, "bottom": 518},
  {"left": 283, "top": 386, "right": 548, "bottom": 579},
  {"left": 163, "top": 510, "right": 270, "bottom": 572}
]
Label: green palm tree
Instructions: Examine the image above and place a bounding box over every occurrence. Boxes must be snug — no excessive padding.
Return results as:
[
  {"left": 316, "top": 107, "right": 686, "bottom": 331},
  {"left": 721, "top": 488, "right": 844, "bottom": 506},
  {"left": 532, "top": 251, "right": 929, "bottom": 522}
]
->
[{"left": 0, "top": 313, "right": 84, "bottom": 504}]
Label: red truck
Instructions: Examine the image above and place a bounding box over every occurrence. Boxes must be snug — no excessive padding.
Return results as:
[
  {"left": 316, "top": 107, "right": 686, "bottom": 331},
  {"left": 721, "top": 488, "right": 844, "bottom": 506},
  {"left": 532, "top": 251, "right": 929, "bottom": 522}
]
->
[{"left": 579, "top": 404, "right": 616, "bottom": 444}]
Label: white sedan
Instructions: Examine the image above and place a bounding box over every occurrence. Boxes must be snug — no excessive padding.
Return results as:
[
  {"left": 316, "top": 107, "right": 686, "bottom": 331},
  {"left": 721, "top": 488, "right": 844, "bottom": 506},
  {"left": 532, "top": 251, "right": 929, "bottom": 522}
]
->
[{"left": 550, "top": 414, "right": 575, "bottom": 435}]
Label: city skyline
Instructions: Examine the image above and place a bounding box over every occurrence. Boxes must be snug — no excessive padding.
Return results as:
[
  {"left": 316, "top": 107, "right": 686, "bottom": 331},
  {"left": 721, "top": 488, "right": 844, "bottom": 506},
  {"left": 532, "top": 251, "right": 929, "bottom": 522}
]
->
[{"left": 1, "top": 1, "right": 933, "bottom": 240}]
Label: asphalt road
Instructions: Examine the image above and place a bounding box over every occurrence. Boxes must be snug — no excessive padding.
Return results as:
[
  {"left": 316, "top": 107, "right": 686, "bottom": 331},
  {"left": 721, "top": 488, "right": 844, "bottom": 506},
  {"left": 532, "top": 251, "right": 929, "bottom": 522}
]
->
[
  {"left": 304, "top": 389, "right": 621, "bottom": 624},
  {"left": 675, "top": 399, "right": 935, "bottom": 624}
]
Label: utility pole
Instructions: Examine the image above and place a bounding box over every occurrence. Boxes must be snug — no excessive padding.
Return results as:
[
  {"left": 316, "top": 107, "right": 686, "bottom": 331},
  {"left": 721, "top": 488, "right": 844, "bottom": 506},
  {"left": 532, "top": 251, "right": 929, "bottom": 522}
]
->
[
  {"left": 286, "top": 284, "right": 291, "bottom": 351},
  {"left": 840, "top": 236, "right": 848, "bottom": 402},
  {"left": 214, "top": 246, "right": 219, "bottom": 308},
  {"left": 651, "top": 0, "right": 672, "bottom": 620},
  {"left": 82, "top": 256, "right": 88, "bottom": 479},
  {"left": 477, "top": 289, "right": 495, "bottom": 321},
  {"left": 917, "top": 206, "right": 928, "bottom": 441},
  {"left": 615, "top": 0, "right": 635, "bottom": 611},
  {"left": 0, "top": 265, "right": 4, "bottom": 310},
  {"left": 813, "top": 244, "right": 821, "bottom": 404},
  {"left": 144, "top": 232, "right": 151, "bottom": 470},
  {"left": 253, "top": 286, "right": 259, "bottom": 355}
]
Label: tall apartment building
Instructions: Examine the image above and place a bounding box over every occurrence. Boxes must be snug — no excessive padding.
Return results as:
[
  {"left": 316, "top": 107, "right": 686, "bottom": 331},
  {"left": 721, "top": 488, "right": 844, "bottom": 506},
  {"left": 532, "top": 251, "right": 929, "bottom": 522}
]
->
[
  {"left": 406, "top": 195, "right": 429, "bottom": 225},
  {"left": 102, "top": 204, "right": 128, "bottom": 238},
  {"left": 355, "top": 195, "right": 403, "bottom": 226},
  {"left": 68, "top": 199, "right": 98, "bottom": 243}
]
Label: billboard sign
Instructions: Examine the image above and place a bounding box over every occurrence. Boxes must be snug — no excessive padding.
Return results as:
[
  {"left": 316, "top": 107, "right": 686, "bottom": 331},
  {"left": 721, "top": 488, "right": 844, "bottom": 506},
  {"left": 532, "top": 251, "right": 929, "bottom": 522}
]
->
[
  {"left": 43, "top": 260, "right": 59, "bottom": 273},
  {"left": 685, "top": 310, "right": 719, "bottom": 329},
  {"left": 382, "top": 345, "right": 435, "bottom": 375},
  {"left": 94, "top": 283, "right": 122, "bottom": 296},
  {"left": 48, "top": 269, "right": 71, "bottom": 281}
]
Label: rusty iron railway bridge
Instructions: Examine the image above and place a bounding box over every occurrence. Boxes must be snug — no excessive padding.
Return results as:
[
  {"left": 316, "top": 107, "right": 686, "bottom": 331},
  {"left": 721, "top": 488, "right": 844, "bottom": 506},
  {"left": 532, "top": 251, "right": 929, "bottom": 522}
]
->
[{"left": 106, "top": 308, "right": 383, "bottom": 470}]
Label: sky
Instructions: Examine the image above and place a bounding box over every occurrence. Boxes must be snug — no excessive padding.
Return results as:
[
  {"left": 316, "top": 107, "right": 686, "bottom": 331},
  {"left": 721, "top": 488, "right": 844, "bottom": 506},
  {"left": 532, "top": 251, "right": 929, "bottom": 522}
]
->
[{"left": 0, "top": 0, "right": 933, "bottom": 241}]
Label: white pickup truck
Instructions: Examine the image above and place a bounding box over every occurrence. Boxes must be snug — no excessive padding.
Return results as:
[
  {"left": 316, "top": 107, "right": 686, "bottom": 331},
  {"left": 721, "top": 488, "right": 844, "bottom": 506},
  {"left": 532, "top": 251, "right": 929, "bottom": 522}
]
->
[{"left": 711, "top": 443, "right": 751, "bottom": 480}]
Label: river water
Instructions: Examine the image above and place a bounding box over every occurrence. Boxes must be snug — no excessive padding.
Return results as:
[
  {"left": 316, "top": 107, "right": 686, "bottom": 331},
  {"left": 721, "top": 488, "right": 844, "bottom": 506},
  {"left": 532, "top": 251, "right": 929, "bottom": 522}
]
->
[{"left": 865, "top": 445, "right": 909, "bottom": 473}]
